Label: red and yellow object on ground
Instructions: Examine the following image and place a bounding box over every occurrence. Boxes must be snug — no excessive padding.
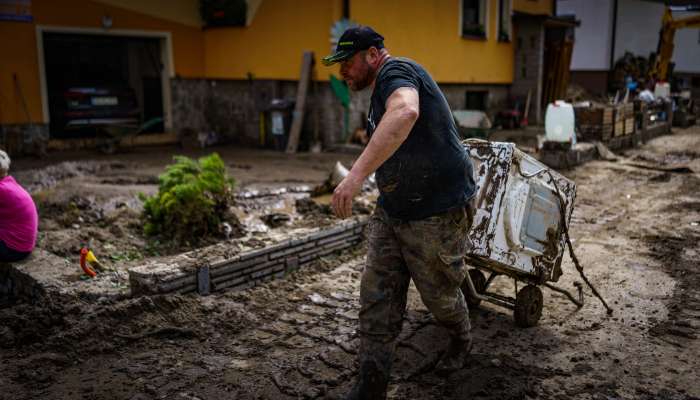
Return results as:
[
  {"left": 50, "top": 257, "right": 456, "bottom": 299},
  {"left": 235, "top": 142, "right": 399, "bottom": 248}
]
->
[{"left": 79, "top": 247, "right": 107, "bottom": 278}]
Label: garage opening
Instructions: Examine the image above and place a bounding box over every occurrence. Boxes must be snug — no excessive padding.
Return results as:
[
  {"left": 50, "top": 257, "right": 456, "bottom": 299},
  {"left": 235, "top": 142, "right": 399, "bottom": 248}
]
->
[{"left": 42, "top": 32, "right": 166, "bottom": 139}]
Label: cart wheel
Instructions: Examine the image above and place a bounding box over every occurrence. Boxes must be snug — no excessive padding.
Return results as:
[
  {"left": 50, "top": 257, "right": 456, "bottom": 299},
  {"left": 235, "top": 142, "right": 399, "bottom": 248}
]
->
[
  {"left": 461, "top": 269, "right": 486, "bottom": 308},
  {"left": 514, "top": 285, "right": 543, "bottom": 327}
]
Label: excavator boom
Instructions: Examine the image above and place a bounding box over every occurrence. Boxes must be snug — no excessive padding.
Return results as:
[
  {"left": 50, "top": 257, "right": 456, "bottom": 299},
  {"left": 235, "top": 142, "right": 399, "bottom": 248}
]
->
[{"left": 650, "top": 8, "right": 700, "bottom": 82}]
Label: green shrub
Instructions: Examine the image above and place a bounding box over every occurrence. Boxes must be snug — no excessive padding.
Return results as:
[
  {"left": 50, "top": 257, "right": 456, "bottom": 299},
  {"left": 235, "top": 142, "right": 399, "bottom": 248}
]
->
[{"left": 141, "top": 153, "right": 235, "bottom": 243}]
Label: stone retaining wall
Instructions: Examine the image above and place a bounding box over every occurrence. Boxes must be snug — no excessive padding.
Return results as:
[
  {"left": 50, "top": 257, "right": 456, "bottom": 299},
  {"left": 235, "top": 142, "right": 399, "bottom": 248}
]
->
[{"left": 129, "top": 218, "right": 368, "bottom": 296}]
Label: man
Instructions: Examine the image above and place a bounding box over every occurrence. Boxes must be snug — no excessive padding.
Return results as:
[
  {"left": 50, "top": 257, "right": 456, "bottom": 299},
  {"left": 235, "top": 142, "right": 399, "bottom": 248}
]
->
[
  {"left": 0, "top": 150, "right": 38, "bottom": 263},
  {"left": 322, "top": 26, "right": 477, "bottom": 399}
]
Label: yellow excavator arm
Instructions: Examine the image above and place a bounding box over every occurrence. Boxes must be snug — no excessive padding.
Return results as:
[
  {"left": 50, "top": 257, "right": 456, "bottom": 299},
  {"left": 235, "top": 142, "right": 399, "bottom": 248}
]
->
[{"left": 650, "top": 8, "right": 700, "bottom": 82}]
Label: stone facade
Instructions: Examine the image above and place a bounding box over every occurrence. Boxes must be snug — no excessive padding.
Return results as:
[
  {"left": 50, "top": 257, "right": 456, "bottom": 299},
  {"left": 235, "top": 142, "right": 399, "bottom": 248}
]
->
[
  {"left": 1, "top": 79, "right": 511, "bottom": 156},
  {"left": 512, "top": 17, "right": 545, "bottom": 124},
  {"left": 0, "top": 124, "right": 49, "bottom": 156},
  {"left": 171, "top": 78, "right": 508, "bottom": 149},
  {"left": 171, "top": 78, "right": 352, "bottom": 149},
  {"left": 440, "top": 84, "right": 510, "bottom": 119}
]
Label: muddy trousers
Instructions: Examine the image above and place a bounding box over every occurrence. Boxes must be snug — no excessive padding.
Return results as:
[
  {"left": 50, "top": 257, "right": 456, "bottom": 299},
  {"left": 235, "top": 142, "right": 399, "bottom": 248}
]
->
[{"left": 351, "top": 205, "right": 473, "bottom": 399}]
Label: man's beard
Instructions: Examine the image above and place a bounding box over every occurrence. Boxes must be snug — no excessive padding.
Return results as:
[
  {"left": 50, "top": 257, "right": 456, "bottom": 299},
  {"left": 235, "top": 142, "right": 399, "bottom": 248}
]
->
[{"left": 350, "top": 62, "right": 376, "bottom": 91}]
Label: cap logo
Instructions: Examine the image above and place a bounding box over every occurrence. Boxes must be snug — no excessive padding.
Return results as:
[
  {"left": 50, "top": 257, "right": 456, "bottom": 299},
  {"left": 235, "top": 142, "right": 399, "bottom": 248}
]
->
[{"left": 339, "top": 41, "right": 354, "bottom": 46}]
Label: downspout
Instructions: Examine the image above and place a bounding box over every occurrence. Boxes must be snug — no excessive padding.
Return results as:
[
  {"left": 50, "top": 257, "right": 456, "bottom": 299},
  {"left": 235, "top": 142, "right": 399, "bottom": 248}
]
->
[
  {"left": 343, "top": 0, "right": 350, "bottom": 19},
  {"left": 609, "top": 0, "right": 618, "bottom": 90}
]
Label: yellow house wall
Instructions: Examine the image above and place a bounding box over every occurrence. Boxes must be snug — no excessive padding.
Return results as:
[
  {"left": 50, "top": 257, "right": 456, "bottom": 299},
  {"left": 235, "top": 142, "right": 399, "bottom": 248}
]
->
[
  {"left": 513, "top": 0, "right": 553, "bottom": 16},
  {"left": 2, "top": 0, "right": 524, "bottom": 126},
  {"left": 203, "top": 0, "right": 342, "bottom": 80},
  {"left": 93, "top": 0, "right": 202, "bottom": 27},
  {"left": 204, "top": 0, "right": 513, "bottom": 84},
  {"left": 0, "top": 21, "right": 43, "bottom": 126},
  {"left": 352, "top": 0, "right": 513, "bottom": 84},
  {"left": 0, "top": 0, "right": 204, "bottom": 125}
]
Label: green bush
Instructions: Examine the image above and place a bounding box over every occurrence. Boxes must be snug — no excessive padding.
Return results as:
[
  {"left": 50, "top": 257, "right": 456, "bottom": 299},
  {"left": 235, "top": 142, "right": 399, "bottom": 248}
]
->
[{"left": 141, "top": 153, "right": 235, "bottom": 243}]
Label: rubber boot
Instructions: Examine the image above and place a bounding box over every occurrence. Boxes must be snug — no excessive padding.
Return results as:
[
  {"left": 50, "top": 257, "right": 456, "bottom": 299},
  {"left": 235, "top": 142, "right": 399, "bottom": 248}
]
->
[
  {"left": 344, "top": 337, "right": 394, "bottom": 400},
  {"left": 434, "top": 320, "right": 473, "bottom": 377}
]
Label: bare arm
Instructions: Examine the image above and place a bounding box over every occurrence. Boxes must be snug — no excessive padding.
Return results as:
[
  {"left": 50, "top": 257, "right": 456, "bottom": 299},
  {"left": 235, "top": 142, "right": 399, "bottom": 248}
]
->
[{"left": 332, "top": 87, "right": 420, "bottom": 218}]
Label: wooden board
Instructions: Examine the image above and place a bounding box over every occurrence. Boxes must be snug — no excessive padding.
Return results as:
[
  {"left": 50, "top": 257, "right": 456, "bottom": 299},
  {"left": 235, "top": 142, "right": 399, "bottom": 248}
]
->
[
  {"left": 286, "top": 51, "right": 314, "bottom": 154},
  {"left": 579, "top": 124, "right": 613, "bottom": 142},
  {"left": 614, "top": 120, "right": 625, "bottom": 137},
  {"left": 575, "top": 107, "right": 613, "bottom": 125}
]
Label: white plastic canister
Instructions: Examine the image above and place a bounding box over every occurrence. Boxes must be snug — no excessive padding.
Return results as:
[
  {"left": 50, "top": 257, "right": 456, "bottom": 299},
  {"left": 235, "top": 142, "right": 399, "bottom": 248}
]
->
[{"left": 545, "top": 101, "right": 576, "bottom": 144}]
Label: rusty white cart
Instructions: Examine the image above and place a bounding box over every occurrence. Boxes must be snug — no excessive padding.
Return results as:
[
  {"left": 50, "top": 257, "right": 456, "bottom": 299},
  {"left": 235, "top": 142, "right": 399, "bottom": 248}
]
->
[{"left": 461, "top": 140, "right": 580, "bottom": 327}]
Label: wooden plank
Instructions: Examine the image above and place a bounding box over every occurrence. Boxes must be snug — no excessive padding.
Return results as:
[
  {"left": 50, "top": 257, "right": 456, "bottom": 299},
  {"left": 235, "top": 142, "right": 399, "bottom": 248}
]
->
[
  {"left": 613, "top": 120, "right": 625, "bottom": 137},
  {"left": 286, "top": 51, "right": 315, "bottom": 154}
]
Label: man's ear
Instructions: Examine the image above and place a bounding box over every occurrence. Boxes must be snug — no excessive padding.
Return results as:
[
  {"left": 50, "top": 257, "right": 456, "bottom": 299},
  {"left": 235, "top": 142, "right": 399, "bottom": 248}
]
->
[{"left": 365, "top": 47, "right": 379, "bottom": 64}]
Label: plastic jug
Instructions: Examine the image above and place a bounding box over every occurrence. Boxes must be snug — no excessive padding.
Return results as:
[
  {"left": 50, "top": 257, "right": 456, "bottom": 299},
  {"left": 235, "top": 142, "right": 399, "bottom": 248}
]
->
[
  {"left": 545, "top": 101, "right": 576, "bottom": 144},
  {"left": 654, "top": 82, "right": 670, "bottom": 99}
]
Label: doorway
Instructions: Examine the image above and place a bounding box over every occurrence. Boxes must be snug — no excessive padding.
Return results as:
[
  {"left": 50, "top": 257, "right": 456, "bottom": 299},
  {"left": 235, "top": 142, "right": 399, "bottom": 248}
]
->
[{"left": 37, "top": 28, "right": 173, "bottom": 139}]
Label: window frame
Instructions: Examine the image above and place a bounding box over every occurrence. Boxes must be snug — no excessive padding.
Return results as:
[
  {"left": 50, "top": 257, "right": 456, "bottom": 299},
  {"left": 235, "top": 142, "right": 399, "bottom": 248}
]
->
[
  {"left": 460, "top": 0, "right": 488, "bottom": 40},
  {"left": 497, "top": 0, "right": 512, "bottom": 43}
]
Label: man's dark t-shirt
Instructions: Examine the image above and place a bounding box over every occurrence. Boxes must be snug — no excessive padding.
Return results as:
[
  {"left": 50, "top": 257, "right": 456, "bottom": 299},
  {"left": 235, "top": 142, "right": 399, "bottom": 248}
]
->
[{"left": 367, "top": 57, "right": 476, "bottom": 220}]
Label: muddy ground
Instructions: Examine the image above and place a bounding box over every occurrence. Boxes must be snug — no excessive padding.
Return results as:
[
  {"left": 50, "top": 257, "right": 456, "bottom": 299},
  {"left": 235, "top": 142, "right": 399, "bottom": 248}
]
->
[
  {"left": 9, "top": 148, "right": 365, "bottom": 265},
  {"left": 1, "top": 128, "right": 699, "bottom": 400}
]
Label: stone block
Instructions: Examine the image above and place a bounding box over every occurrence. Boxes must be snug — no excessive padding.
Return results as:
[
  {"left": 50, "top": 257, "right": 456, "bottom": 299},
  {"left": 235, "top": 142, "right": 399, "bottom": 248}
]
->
[
  {"left": 210, "top": 255, "right": 269, "bottom": 278},
  {"left": 197, "top": 265, "right": 210, "bottom": 296},
  {"left": 269, "top": 241, "right": 316, "bottom": 260}
]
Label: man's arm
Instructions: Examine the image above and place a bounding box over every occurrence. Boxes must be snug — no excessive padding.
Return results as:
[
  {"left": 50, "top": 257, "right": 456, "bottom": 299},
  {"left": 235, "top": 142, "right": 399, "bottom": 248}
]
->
[{"left": 332, "top": 86, "right": 419, "bottom": 219}]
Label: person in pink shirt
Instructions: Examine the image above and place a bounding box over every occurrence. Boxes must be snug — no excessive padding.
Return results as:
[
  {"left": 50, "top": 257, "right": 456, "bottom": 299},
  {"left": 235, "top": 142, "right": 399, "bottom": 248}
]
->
[{"left": 0, "top": 150, "right": 38, "bottom": 262}]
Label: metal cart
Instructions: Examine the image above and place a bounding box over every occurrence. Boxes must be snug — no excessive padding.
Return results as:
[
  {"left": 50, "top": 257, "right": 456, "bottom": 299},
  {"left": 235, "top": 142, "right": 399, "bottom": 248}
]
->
[{"left": 460, "top": 140, "right": 579, "bottom": 327}]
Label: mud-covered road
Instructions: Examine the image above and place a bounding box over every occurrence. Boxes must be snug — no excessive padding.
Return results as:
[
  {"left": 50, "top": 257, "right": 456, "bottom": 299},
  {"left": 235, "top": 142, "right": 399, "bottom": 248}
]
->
[{"left": 1, "top": 128, "right": 699, "bottom": 400}]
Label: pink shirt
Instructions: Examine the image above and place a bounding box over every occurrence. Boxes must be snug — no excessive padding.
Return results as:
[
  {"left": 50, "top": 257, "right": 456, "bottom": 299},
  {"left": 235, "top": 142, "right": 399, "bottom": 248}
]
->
[{"left": 0, "top": 176, "right": 38, "bottom": 252}]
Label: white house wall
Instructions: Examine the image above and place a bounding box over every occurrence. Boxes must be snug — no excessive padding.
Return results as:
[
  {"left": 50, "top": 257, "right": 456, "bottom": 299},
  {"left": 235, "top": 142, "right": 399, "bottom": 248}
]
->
[
  {"left": 615, "top": 0, "right": 700, "bottom": 73},
  {"left": 557, "top": 0, "right": 614, "bottom": 70},
  {"left": 614, "top": 0, "right": 665, "bottom": 64},
  {"left": 670, "top": 11, "right": 700, "bottom": 73}
]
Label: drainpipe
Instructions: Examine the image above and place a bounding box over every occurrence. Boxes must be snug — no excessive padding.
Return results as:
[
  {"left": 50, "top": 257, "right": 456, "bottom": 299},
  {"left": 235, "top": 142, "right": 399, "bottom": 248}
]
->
[
  {"left": 609, "top": 0, "right": 618, "bottom": 90},
  {"left": 343, "top": 0, "right": 349, "bottom": 19}
]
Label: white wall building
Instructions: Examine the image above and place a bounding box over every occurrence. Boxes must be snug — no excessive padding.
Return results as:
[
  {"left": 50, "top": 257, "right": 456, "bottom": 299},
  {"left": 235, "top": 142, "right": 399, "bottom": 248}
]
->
[{"left": 557, "top": 0, "right": 700, "bottom": 94}]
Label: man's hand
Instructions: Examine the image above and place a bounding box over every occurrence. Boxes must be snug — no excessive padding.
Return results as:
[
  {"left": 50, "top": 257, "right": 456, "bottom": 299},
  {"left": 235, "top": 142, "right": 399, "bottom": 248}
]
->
[{"left": 332, "top": 171, "right": 364, "bottom": 219}]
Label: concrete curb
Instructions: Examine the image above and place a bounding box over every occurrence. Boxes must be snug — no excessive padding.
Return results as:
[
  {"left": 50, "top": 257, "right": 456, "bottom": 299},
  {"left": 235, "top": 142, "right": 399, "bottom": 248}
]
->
[{"left": 541, "top": 123, "right": 672, "bottom": 169}]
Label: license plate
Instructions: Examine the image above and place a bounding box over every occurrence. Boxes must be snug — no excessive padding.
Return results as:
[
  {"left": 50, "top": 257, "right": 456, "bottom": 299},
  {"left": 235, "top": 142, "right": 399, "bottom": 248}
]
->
[{"left": 91, "top": 96, "right": 118, "bottom": 106}]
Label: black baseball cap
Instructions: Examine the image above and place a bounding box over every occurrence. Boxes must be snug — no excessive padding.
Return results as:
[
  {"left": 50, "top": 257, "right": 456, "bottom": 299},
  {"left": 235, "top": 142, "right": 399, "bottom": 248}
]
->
[{"left": 322, "top": 26, "right": 385, "bottom": 66}]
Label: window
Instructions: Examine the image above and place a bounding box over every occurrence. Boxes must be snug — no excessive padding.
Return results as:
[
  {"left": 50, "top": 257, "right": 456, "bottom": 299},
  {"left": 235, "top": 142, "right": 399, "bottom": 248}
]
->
[
  {"left": 461, "top": 0, "right": 487, "bottom": 39},
  {"left": 497, "top": 0, "right": 512, "bottom": 42},
  {"left": 466, "top": 91, "right": 488, "bottom": 111}
]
